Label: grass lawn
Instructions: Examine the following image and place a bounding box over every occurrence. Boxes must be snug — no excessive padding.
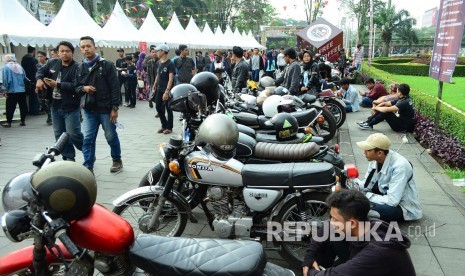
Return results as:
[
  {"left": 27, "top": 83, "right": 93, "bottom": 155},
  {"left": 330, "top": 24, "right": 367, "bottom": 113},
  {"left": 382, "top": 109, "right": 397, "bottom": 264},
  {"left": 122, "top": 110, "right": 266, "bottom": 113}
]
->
[{"left": 390, "top": 75, "right": 465, "bottom": 112}]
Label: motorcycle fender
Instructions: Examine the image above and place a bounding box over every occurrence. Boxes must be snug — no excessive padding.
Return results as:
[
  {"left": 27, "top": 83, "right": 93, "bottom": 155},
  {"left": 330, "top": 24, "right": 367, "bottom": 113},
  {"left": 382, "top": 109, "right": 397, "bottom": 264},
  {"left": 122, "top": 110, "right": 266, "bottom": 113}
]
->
[
  {"left": 0, "top": 244, "right": 72, "bottom": 276},
  {"left": 311, "top": 101, "right": 323, "bottom": 108},
  {"left": 334, "top": 98, "right": 346, "bottom": 107},
  {"left": 268, "top": 190, "right": 324, "bottom": 221}
]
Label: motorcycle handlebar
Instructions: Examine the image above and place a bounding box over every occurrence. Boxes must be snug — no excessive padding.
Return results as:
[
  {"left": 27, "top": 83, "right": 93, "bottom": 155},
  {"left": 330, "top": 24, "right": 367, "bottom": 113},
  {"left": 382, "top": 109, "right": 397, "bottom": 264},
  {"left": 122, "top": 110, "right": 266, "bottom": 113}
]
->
[
  {"left": 48, "top": 133, "right": 69, "bottom": 156},
  {"left": 56, "top": 230, "right": 80, "bottom": 257}
]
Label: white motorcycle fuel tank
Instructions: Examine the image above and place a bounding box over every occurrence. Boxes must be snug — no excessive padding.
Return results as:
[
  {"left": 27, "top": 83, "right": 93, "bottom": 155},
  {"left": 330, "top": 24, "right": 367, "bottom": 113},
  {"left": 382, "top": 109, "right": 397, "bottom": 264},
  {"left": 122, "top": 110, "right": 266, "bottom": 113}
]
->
[{"left": 184, "top": 151, "right": 244, "bottom": 187}]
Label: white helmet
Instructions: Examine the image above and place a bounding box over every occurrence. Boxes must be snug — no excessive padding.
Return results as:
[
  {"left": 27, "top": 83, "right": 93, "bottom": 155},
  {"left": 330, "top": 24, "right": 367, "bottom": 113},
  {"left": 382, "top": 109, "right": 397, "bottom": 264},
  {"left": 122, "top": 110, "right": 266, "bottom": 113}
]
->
[
  {"left": 262, "top": 95, "right": 283, "bottom": 118},
  {"left": 259, "top": 76, "right": 275, "bottom": 88},
  {"left": 240, "top": 94, "right": 256, "bottom": 106},
  {"left": 257, "top": 90, "right": 270, "bottom": 104}
]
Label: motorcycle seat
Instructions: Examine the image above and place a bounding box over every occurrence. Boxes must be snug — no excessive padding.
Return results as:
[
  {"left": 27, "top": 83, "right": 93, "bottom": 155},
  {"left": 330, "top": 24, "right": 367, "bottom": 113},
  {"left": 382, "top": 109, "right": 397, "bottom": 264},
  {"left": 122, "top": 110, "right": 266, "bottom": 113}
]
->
[
  {"left": 238, "top": 124, "right": 256, "bottom": 138},
  {"left": 254, "top": 142, "right": 320, "bottom": 160},
  {"left": 129, "top": 234, "right": 267, "bottom": 276},
  {"left": 255, "top": 133, "right": 306, "bottom": 144},
  {"left": 242, "top": 162, "right": 336, "bottom": 188},
  {"left": 300, "top": 94, "right": 317, "bottom": 104},
  {"left": 257, "top": 115, "right": 273, "bottom": 129},
  {"left": 291, "top": 109, "right": 318, "bottom": 127}
]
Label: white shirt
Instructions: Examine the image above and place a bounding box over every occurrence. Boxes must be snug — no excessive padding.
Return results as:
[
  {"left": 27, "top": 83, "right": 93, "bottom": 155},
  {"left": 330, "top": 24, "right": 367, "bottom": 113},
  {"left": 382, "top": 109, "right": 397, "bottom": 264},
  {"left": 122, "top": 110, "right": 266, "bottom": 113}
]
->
[{"left": 277, "top": 53, "right": 286, "bottom": 66}]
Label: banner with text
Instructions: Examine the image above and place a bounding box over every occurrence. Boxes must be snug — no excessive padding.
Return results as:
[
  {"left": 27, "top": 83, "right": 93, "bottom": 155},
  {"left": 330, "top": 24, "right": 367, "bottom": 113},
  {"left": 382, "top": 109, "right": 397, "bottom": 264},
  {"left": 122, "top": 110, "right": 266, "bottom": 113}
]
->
[{"left": 429, "top": 0, "right": 465, "bottom": 83}]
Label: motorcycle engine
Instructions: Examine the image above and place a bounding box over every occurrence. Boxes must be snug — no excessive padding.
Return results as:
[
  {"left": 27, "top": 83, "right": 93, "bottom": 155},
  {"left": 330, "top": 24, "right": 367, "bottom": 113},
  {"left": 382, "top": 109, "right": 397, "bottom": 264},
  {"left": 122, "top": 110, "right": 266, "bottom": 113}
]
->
[{"left": 207, "top": 186, "right": 253, "bottom": 239}]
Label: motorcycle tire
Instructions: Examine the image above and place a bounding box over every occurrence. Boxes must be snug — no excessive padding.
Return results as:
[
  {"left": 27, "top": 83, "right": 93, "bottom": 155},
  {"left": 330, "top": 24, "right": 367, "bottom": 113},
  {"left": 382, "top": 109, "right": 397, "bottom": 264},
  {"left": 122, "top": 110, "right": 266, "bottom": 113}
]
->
[
  {"left": 139, "top": 163, "right": 208, "bottom": 210},
  {"left": 112, "top": 194, "right": 188, "bottom": 237},
  {"left": 313, "top": 106, "right": 337, "bottom": 143},
  {"left": 325, "top": 98, "right": 346, "bottom": 128},
  {"left": 272, "top": 192, "right": 330, "bottom": 269}
]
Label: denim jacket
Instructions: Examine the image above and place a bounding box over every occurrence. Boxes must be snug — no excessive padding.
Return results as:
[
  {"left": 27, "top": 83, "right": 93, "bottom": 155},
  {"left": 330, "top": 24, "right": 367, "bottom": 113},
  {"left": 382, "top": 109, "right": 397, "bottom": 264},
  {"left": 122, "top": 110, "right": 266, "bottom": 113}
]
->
[
  {"left": 363, "top": 150, "right": 422, "bottom": 221},
  {"left": 1, "top": 62, "right": 26, "bottom": 93},
  {"left": 342, "top": 85, "right": 360, "bottom": 112}
]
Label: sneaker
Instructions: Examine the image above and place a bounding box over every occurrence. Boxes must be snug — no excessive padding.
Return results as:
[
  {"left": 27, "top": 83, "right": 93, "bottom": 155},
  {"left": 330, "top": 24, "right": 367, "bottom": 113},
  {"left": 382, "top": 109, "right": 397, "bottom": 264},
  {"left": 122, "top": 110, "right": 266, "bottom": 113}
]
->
[
  {"left": 163, "top": 129, "right": 172, "bottom": 134},
  {"left": 1, "top": 122, "right": 11, "bottom": 128},
  {"left": 356, "top": 121, "right": 366, "bottom": 126},
  {"left": 157, "top": 128, "right": 166, "bottom": 133},
  {"left": 46, "top": 117, "right": 52, "bottom": 125},
  {"left": 110, "top": 159, "right": 123, "bottom": 173},
  {"left": 149, "top": 101, "right": 154, "bottom": 108},
  {"left": 123, "top": 103, "right": 129, "bottom": 107},
  {"left": 19, "top": 122, "right": 26, "bottom": 126},
  {"left": 358, "top": 123, "right": 373, "bottom": 130}
]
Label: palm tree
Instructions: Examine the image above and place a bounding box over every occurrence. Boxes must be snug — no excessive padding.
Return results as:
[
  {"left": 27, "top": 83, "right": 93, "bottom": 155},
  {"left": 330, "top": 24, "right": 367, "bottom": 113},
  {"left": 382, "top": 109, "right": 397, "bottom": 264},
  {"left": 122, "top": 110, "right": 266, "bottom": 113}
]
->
[{"left": 374, "top": 0, "right": 417, "bottom": 56}]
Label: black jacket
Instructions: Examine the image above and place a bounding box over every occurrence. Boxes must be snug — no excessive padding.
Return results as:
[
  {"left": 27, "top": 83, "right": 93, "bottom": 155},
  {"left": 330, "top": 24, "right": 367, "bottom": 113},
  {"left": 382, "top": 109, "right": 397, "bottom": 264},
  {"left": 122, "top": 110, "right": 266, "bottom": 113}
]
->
[
  {"left": 36, "top": 58, "right": 80, "bottom": 112},
  {"left": 75, "top": 58, "right": 120, "bottom": 113},
  {"left": 305, "top": 220, "right": 415, "bottom": 276},
  {"left": 21, "top": 54, "right": 38, "bottom": 85}
]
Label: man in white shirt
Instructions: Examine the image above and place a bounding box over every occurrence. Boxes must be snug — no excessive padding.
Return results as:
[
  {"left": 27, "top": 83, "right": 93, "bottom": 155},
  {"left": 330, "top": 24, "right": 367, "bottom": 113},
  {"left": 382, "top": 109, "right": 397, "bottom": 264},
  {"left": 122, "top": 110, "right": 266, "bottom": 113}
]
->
[{"left": 276, "top": 48, "right": 286, "bottom": 72}]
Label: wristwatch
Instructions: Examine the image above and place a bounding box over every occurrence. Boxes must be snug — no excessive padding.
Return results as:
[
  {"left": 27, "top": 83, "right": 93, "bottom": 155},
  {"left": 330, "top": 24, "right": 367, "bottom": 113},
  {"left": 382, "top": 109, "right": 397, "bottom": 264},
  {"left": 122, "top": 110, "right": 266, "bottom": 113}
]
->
[{"left": 112, "top": 106, "right": 119, "bottom": 111}]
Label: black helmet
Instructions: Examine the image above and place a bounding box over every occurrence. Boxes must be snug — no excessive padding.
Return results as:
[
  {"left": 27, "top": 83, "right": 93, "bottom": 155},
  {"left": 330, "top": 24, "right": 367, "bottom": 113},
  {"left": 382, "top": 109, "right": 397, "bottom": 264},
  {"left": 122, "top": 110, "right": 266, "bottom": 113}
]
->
[
  {"left": 270, "top": 113, "right": 299, "bottom": 141},
  {"left": 169, "top": 84, "right": 206, "bottom": 114},
  {"left": 31, "top": 162, "right": 97, "bottom": 221},
  {"left": 195, "top": 114, "right": 238, "bottom": 160},
  {"left": 190, "top": 72, "right": 219, "bottom": 106},
  {"left": 274, "top": 86, "right": 289, "bottom": 96}
]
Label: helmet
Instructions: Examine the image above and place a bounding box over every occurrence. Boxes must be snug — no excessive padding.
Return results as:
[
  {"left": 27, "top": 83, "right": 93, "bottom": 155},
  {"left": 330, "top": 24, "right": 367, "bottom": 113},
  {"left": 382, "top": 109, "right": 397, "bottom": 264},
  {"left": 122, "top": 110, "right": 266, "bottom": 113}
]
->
[
  {"left": 31, "top": 162, "right": 97, "bottom": 221},
  {"left": 190, "top": 72, "right": 219, "bottom": 106},
  {"left": 274, "top": 86, "right": 289, "bottom": 96},
  {"left": 240, "top": 94, "right": 256, "bottom": 106},
  {"left": 195, "top": 114, "right": 238, "bottom": 160},
  {"left": 169, "top": 84, "right": 206, "bottom": 114},
  {"left": 270, "top": 113, "right": 299, "bottom": 141},
  {"left": 277, "top": 95, "right": 298, "bottom": 113},
  {"left": 256, "top": 90, "right": 270, "bottom": 104},
  {"left": 259, "top": 76, "right": 275, "bottom": 88},
  {"left": 2, "top": 172, "right": 34, "bottom": 212},
  {"left": 262, "top": 95, "right": 283, "bottom": 118}
]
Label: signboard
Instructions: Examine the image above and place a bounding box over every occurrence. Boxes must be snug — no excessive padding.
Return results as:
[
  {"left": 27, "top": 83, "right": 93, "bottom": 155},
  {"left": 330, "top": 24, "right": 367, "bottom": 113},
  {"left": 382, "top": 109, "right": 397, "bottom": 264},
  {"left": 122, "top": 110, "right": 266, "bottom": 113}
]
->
[
  {"left": 422, "top": 7, "right": 438, "bottom": 28},
  {"left": 429, "top": 0, "right": 465, "bottom": 83},
  {"left": 296, "top": 18, "right": 344, "bottom": 62},
  {"left": 139, "top": 42, "right": 147, "bottom": 54}
]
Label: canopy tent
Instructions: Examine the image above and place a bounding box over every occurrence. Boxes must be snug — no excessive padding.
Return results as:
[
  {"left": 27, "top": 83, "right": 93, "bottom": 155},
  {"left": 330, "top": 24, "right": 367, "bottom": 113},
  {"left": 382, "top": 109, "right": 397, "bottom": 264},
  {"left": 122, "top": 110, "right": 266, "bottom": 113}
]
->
[
  {"left": 245, "top": 30, "right": 265, "bottom": 50},
  {"left": 100, "top": 1, "right": 139, "bottom": 48},
  {"left": 214, "top": 26, "right": 227, "bottom": 50},
  {"left": 184, "top": 17, "right": 205, "bottom": 49},
  {"left": 161, "top": 12, "right": 186, "bottom": 47},
  {"left": 201, "top": 23, "right": 221, "bottom": 49},
  {"left": 221, "top": 26, "right": 237, "bottom": 49},
  {"left": 0, "top": 0, "right": 57, "bottom": 47},
  {"left": 46, "top": 0, "right": 102, "bottom": 46},
  {"left": 138, "top": 8, "right": 164, "bottom": 46}
]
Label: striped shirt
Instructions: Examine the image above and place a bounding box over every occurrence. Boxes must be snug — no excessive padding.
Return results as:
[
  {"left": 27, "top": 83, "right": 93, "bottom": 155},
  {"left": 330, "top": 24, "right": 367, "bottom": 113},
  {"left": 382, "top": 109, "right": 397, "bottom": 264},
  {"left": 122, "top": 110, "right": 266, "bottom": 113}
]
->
[{"left": 353, "top": 48, "right": 363, "bottom": 65}]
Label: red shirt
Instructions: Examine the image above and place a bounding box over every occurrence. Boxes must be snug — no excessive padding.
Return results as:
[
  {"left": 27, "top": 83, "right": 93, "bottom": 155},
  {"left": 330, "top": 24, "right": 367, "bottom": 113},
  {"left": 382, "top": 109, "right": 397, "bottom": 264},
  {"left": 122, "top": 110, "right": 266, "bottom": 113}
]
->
[{"left": 367, "top": 83, "right": 387, "bottom": 100}]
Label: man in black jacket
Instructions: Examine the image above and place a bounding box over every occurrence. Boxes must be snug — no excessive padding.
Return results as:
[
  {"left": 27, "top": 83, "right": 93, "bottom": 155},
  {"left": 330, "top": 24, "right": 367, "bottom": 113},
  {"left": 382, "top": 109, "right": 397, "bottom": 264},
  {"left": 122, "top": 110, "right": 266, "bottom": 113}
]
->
[
  {"left": 302, "top": 190, "right": 415, "bottom": 276},
  {"left": 275, "top": 48, "right": 301, "bottom": 95},
  {"left": 75, "top": 36, "right": 122, "bottom": 173},
  {"left": 231, "top": 46, "right": 248, "bottom": 93},
  {"left": 21, "top": 45, "right": 41, "bottom": 115},
  {"left": 36, "top": 41, "right": 83, "bottom": 162}
]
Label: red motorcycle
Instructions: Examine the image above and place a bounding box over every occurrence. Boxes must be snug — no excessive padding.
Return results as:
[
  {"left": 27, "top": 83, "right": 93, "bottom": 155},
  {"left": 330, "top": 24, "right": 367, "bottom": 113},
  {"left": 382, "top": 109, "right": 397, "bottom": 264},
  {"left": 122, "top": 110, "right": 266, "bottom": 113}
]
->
[{"left": 0, "top": 134, "right": 294, "bottom": 275}]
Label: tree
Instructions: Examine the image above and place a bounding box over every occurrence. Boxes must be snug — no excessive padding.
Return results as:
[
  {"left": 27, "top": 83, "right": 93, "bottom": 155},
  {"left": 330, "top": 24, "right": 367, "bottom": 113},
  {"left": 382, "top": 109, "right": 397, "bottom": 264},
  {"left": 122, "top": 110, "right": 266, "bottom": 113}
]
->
[
  {"left": 303, "top": 0, "right": 328, "bottom": 24},
  {"left": 234, "top": 1, "right": 277, "bottom": 35},
  {"left": 374, "top": 0, "right": 418, "bottom": 56}
]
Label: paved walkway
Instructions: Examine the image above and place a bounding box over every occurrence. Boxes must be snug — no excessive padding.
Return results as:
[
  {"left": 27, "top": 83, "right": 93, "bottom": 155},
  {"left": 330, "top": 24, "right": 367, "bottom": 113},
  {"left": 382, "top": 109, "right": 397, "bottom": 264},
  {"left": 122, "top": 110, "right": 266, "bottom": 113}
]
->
[{"left": 1, "top": 88, "right": 465, "bottom": 275}]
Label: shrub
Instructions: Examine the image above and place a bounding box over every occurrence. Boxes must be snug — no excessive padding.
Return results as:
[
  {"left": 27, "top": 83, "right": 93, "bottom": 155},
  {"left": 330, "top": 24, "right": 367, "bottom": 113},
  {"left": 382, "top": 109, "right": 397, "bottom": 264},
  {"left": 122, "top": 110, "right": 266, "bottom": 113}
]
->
[
  {"left": 372, "top": 58, "right": 415, "bottom": 64},
  {"left": 371, "top": 60, "right": 465, "bottom": 77}
]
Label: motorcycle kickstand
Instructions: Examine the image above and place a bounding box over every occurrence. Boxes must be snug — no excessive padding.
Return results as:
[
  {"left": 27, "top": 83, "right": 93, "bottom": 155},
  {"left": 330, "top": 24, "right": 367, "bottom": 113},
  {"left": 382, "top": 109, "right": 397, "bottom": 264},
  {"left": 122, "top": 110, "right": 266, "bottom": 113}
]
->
[{"left": 199, "top": 200, "right": 215, "bottom": 231}]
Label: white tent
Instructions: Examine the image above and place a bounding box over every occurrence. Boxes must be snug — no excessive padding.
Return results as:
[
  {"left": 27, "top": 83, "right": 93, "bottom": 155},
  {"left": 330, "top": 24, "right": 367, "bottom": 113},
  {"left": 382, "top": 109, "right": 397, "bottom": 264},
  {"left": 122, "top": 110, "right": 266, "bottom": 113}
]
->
[
  {"left": 46, "top": 0, "right": 102, "bottom": 46},
  {"left": 161, "top": 12, "right": 186, "bottom": 47},
  {"left": 201, "top": 23, "right": 220, "bottom": 49},
  {"left": 221, "top": 25, "right": 236, "bottom": 49},
  {"left": 233, "top": 28, "right": 246, "bottom": 48},
  {"left": 247, "top": 30, "right": 265, "bottom": 50},
  {"left": 138, "top": 8, "right": 164, "bottom": 46},
  {"left": 0, "top": 0, "right": 57, "bottom": 47},
  {"left": 184, "top": 17, "right": 205, "bottom": 49},
  {"left": 214, "top": 26, "right": 227, "bottom": 49},
  {"left": 100, "top": 1, "right": 139, "bottom": 48}
]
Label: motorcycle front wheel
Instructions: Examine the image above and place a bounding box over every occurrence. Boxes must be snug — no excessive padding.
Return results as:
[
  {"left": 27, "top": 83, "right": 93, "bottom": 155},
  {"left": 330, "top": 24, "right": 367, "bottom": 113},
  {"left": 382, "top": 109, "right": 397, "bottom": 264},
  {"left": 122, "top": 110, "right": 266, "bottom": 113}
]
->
[
  {"left": 325, "top": 98, "right": 346, "bottom": 128},
  {"left": 313, "top": 106, "right": 337, "bottom": 142},
  {"left": 272, "top": 192, "right": 330, "bottom": 269},
  {"left": 112, "top": 194, "right": 188, "bottom": 237}
]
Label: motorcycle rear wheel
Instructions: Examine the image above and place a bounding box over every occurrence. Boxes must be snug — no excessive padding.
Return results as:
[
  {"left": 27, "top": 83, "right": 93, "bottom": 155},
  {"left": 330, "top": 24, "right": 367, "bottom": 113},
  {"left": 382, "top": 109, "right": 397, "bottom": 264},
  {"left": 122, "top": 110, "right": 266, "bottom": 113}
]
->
[
  {"left": 313, "top": 106, "right": 337, "bottom": 142},
  {"left": 112, "top": 194, "right": 187, "bottom": 237},
  {"left": 272, "top": 192, "right": 330, "bottom": 269},
  {"left": 325, "top": 99, "right": 346, "bottom": 128}
]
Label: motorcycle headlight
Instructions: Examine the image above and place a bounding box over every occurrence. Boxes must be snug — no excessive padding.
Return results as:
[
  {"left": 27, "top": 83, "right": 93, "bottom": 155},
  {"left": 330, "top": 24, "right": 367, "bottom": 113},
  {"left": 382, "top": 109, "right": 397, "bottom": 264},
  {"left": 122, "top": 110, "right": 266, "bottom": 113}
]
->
[{"left": 1, "top": 210, "right": 31, "bottom": 242}]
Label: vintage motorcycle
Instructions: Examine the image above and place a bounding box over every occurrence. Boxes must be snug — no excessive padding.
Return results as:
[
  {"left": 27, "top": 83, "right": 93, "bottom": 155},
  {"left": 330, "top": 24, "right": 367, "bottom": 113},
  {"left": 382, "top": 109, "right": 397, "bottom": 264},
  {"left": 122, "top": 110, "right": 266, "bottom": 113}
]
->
[
  {"left": 113, "top": 114, "right": 341, "bottom": 268},
  {"left": 0, "top": 134, "right": 294, "bottom": 276}
]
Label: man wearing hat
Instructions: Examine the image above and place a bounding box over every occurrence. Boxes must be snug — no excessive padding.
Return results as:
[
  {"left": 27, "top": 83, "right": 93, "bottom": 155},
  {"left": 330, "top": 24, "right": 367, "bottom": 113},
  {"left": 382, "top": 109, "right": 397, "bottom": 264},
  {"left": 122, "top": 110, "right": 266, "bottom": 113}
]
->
[
  {"left": 116, "top": 48, "right": 127, "bottom": 104},
  {"left": 356, "top": 133, "right": 422, "bottom": 221}
]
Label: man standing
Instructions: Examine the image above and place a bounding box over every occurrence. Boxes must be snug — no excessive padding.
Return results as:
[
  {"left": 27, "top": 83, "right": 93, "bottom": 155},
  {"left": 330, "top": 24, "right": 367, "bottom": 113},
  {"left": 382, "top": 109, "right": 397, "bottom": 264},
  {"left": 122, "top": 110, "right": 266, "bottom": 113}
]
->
[
  {"left": 1, "top": 55, "right": 27, "bottom": 128},
  {"left": 75, "top": 36, "right": 122, "bottom": 173},
  {"left": 21, "top": 45, "right": 41, "bottom": 115},
  {"left": 146, "top": 47, "right": 159, "bottom": 109},
  {"left": 196, "top": 51, "right": 205, "bottom": 73},
  {"left": 50, "top": 48, "right": 59, "bottom": 58},
  {"left": 152, "top": 44, "right": 175, "bottom": 134},
  {"left": 175, "top": 44, "right": 196, "bottom": 84},
  {"left": 276, "top": 48, "right": 286, "bottom": 72},
  {"left": 36, "top": 41, "right": 83, "bottom": 162},
  {"left": 115, "top": 48, "right": 127, "bottom": 104},
  {"left": 36, "top": 50, "right": 52, "bottom": 125},
  {"left": 359, "top": 78, "right": 387, "bottom": 107},
  {"left": 275, "top": 48, "right": 301, "bottom": 95},
  {"left": 250, "top": 47, "right": 264, "bottom": 82},
  {"left": 352, "top": 44, "right": 363, "bottom": 71},
  {"left": 231, "top": 46, "right": 248, "bottom": 93}
]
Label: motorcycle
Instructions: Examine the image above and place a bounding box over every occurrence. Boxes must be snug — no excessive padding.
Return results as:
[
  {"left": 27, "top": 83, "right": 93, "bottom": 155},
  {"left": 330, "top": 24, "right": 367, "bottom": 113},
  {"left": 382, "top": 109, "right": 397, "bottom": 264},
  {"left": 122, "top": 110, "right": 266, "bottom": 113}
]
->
[
  {"left": 317, "top": 88, "right": 346, "bottom": 128},
  {"left": 0, "top": 134, "right": 294, "bottom": 276},
  {"left": 113, "top": 114, "right": 349, "bottom": 268}
]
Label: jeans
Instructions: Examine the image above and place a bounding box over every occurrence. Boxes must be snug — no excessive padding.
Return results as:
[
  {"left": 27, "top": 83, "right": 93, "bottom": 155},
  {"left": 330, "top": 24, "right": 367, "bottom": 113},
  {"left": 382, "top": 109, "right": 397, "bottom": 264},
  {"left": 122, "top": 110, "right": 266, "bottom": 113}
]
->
[
  {"left": 371, "top": 203, "right": 404, "bottom": 221},
  {"left": 155, "top": 86, "right": 173, "bottom": 129},
  {"left": 345, "top": 104, "right": 353, "bottom": 112},
  {"left": 81, "top": 109, "right": 122, "bottom": 169},
  {"left": 126, "top": 81, "right": 137, "bottom": 107},
  {"left": 355, "top": 63, "right": 362, "bottom": 71},
  {"left": 5, "top": 92, "right": 27, "bottom": 123},
  {"left": 51, "top": 107, "right": 83, "bottom": 160},
  {"left": 360, "top": 96, "right": 374, "bottom": 107},
  {"left": 252, "top": 69, "right": 260, "bottom": 82},
  {"left": 27, "top": 87, "right": 40, "bottom": 115}
]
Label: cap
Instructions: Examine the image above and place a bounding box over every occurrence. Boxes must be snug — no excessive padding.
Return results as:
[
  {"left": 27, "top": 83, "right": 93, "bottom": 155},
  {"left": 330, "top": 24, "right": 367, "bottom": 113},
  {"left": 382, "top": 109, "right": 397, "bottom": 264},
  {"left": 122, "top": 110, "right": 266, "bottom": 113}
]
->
[
  {"left": 155, "top": 44, "right": 169, "bottom": 52},
  {"left": 117, "top": 48, "right": 124, "bottom": 52},
  {"left": 124, "top": 55, "right": 133, "bottom": 61},
  {"left": 356, "top": 133, "right": 391, "bottom": 151}
]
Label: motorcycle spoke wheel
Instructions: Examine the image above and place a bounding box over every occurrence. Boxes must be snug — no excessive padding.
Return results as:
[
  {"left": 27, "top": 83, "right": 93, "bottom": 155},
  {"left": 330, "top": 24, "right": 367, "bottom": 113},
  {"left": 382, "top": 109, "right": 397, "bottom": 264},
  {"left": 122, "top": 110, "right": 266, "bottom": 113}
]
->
[
  {"left": 112, "top": 195, "right": 187, "bottom": 237},
  {"left": 273, "top": 192, "right": 330, "bottom": 268},
  {"left": 325, "top": 100, "right": 346, "bottom": 128}
]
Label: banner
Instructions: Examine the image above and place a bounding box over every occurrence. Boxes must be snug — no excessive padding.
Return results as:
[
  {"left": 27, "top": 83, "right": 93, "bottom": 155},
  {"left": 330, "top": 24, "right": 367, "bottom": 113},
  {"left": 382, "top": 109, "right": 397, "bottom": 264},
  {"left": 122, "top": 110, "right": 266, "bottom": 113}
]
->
[
  {"left": 139, "top": 42, "right": 147, "bottom": 54},
  {"left": 429, "top": 0, "right": 465, "bottom": 83}
]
